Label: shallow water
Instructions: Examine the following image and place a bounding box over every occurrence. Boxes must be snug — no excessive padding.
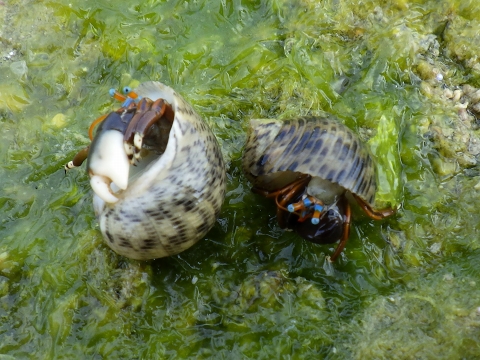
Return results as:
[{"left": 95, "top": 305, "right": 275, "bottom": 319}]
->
[{"left": 1, "top": 0, "right": 480, "bottom": 358}]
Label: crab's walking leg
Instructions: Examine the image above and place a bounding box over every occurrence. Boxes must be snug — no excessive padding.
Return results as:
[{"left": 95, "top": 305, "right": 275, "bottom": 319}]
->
[
  {"left": 252, "top": 175, "right": 311, "bottom": 207},
  {"left": 330, "top": 197, "right": 351, "bottom": 262},
  {"left": 64, "top": 146, "right": 90, "bottom": 173},
  {"left": 352, "top": 194, "right": 396, "bottom": 220},
  {"left": 88, "top": 114, "right": 107, "bottom": 141},
  {"left": 123, "top": 99, "right": 175, "bottom": 159},
  {"left": 131, "top": 99, "right": 174, "bottom": 154}
]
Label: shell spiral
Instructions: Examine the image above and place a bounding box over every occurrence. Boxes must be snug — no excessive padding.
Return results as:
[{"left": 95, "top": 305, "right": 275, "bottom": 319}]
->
[
  {"left": 93, "top": 82, "right": 226, "bottom": 260},
  {"left": 242, "top": 116, "right": 376, "bottom": 207}
]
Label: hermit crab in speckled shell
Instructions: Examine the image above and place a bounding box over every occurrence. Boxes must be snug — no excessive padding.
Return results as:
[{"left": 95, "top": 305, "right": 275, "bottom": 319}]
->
[
  {"left": 243, "top": 116, "right": 395, "bottom": 261},
  {"left": 65, "top": 81, "right": 226, "bottom": 260}
]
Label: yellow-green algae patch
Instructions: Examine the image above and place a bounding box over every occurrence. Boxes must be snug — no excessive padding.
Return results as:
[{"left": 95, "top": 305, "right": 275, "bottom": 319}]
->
[
  {"left": 1, "top": 0, "right": 480, "bottom": 358},
  {"left": 340, "top": 258, "right": 480, "bottom": 358}
]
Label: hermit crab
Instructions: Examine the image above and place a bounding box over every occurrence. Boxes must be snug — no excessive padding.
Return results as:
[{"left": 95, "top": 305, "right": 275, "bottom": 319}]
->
[
  {"left": 65, "top": 81, "right": 226, "bottom": 260},
  {"left": 243, "top": 116, "right": 395, "bottom": 261}
]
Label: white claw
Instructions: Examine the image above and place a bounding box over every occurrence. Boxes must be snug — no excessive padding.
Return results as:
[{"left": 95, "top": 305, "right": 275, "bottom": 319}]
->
[
  {"left": 88, "top": 130, "right": 130, "bottom": 200},
  {"left": 90, "top": 175, "right": 119, "bottom": 204}
]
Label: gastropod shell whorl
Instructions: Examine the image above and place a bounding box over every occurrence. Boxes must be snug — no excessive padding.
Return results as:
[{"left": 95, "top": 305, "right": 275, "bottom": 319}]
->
[
  {"left": 243, "top": 116, "right": 376, "bottom": 206},
  {"left": 243, "top": 116, "right": 394, "bottom": 261},
  {"left": 88, "top": 81, "right": 226, "bottom": 260}
]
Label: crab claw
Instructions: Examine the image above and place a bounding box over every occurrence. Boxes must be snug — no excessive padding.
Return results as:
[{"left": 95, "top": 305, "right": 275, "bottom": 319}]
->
[
  {"left": 87, "top": 130, "right": 130, "bottom": 203},
  {"left": 90, "top": 175, "right": 121, "bottom": 204}
]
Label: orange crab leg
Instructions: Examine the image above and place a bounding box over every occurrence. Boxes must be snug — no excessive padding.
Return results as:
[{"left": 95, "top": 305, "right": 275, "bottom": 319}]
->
[
  {"left": 352, "top": 194, "right": 396, "bottom": 220},
  {"left": 88, "top": 114, "right": 108, "bottom": 140},
  {"left": 275, "top": 179, "right": 311, "bottom": 213},
  {"left": 252, "top": 174, "right": 310, "bottom": 199},
  {"left": 251, "top": 174, "right": 311, "bottom": 213},
  {"left": 330, "top": 198, "right": 351, "bottom": 262}
]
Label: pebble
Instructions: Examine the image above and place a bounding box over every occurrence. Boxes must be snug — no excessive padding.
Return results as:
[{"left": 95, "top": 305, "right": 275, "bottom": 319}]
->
[
  {"left": 51, "top": 113, "right": 67, "bottom": 128},
  {"left": 10, "top": 61, "right": 27, "bottom": 77}
]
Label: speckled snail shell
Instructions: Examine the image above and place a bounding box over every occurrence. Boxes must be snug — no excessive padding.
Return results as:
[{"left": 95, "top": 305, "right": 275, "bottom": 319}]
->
[
  {"left": 242, "top": 116, "right": 376, "bottom": 207},
  {"left": 90, "top": 81, "right": 226, "bottom": 260}
]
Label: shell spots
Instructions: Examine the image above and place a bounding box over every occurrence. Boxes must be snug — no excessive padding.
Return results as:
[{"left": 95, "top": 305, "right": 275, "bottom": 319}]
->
[
  {"left": 118, "top": 237, "right": 133, "bottom": 248},
  {"left": 336, "top": 169, "right": 346, "bottom": 183},
  {"left": 275, "top": 128, "right": 289, "bottom": 142},
  {"left": 140, "top": 239, "right": 157, "bottom": 250},
  {"left": 257, "top": 154, "right": 269, "bottom": 167},
  {"left": 308, "top": 133, "right": 323, "bottom": 153},
  {"left": 183, "top": 199, "right": 195, "bottom": 211},
  {"left": 256, "top": 129, "right": 270, "bottom": 141},
  {"left": 105, "top": 230, "right": 115, "bottom": 243},
  {"left": 197, "top": 222, "right": 210, "bottom": 234}
]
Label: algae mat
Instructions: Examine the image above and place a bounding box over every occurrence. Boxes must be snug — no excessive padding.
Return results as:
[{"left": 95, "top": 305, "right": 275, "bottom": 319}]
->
[{"left": 1, "top": 0, "right": 480, "bottom": 358}]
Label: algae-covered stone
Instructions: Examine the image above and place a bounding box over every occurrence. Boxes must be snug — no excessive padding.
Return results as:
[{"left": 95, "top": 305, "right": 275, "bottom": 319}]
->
[
  {"left": 444, "top": 15, "right": 480, "bottom": 78},
  {"left": 2, "top": 0, "right": 480, "bottom": 358},
  {"left": 339, "top": 263, "right": 480, "bottom": 359}
]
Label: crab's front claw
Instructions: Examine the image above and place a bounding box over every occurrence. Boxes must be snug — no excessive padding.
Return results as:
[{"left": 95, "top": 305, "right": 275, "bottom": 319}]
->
[
  {"left": 90, "top": 175, "right": 121, "bottom": 204},
  {"left": 87, "top": 130, "right": 130, "bottom": 204}
]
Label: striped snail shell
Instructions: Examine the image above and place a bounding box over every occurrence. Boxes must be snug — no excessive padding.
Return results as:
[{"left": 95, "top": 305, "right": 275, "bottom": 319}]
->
[
  {"left": 90, "top": 81, "right": 226, "bottom": 260},
  {"left": 242, "top": 116, "right": 376, "bottom": 207}
]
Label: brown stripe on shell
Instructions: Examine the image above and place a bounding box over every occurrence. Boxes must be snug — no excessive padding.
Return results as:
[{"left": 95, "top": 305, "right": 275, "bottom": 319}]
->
[{"left": 243, "top": 116, "right": 376, "bottom": 207}]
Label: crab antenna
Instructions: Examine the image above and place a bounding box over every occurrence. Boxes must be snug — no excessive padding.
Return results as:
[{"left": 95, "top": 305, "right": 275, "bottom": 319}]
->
[
  {"left": 109, "top": 87, "right": 142, "bottom": 107},
  {"left": 110, "top": 88, "right": 127, "bottom": 102},
  {"left": 287, "top": 197, "right": 313, "bottom": 213},
  {"left": 311, "top": 204, "right": 324, "bottom": 225}
]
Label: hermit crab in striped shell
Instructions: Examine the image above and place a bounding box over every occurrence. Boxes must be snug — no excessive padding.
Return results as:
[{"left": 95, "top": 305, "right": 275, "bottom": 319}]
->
[
  {"left": 243, "top": 116, "right": 395, "bottom": 261},
  {"left": 65, "top": 81, "right": 226, "bottom": 260}
]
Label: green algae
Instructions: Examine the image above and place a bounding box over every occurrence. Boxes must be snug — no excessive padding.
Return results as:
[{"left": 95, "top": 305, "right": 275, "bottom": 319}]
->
[
  {"left": 1, "top": 0, "right": 480, "bottom": 358},
  {"left": 339, "top": 255, "right": 480, "bottom": 359}
]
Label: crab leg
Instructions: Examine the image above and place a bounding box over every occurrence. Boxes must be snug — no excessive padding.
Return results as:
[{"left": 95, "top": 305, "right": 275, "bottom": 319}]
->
[
  {"left": 88, "top": 114, "right": 108, "bottom": 141},
  {"left": 123, "top": 98, "right": 174, "bottom": 160},
  {"left": 330, "top": 197, "right": 351, "bottom": 262},
  {"left": 252, "top": 174, "right": 311, "bottom": 203},
  {"left": 132, "top": 99, "right": 174, "bottom": 136},
  {"left": 352, "top": 194, "right": 396, "bottom": 220},
  {"left": 251, "top": 175, "right": 313, "bottom": 228},
  {"left": 64, "top": 146, "right": 90, "bottom": 172}
]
